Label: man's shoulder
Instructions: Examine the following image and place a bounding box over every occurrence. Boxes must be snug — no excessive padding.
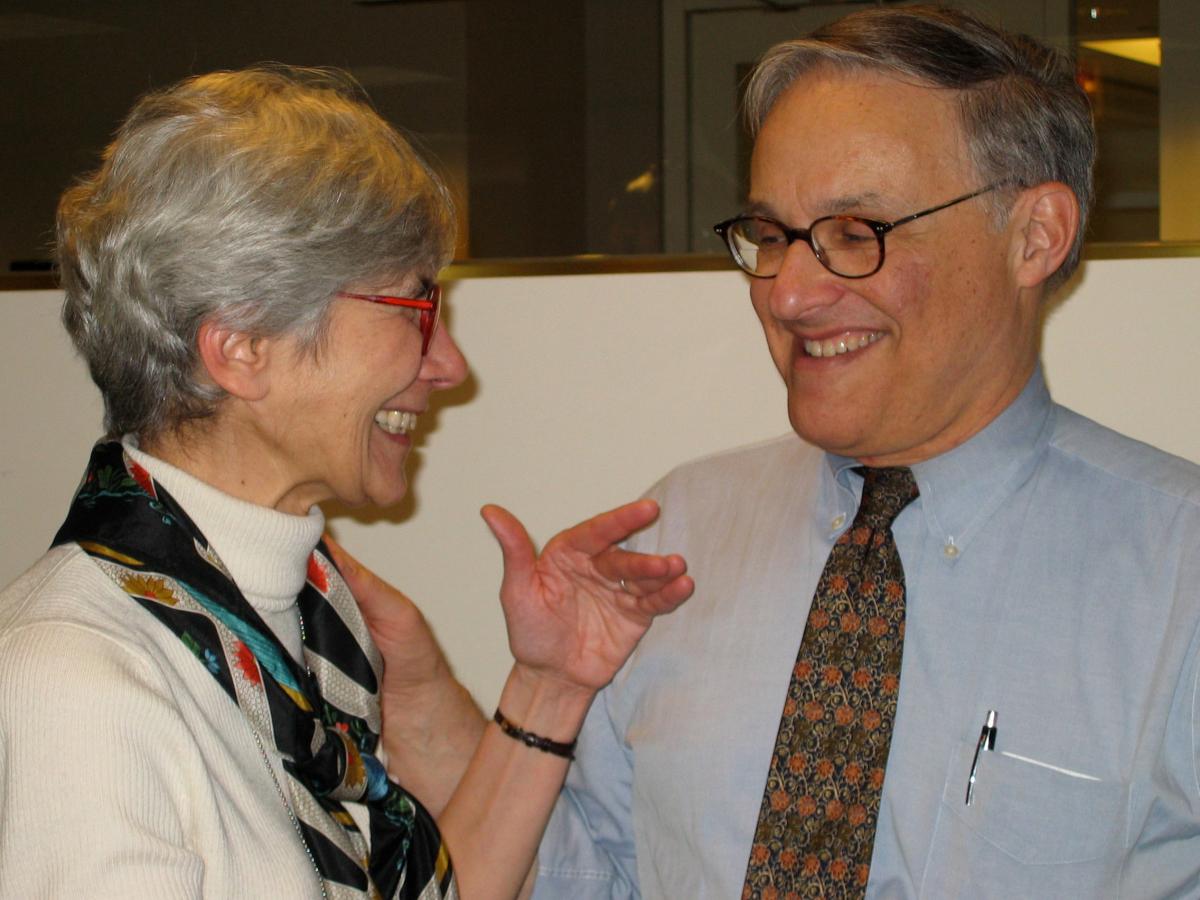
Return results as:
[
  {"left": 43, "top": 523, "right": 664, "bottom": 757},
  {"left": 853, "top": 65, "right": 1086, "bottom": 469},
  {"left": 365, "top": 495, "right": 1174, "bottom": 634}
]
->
[
  {"left": 630, "top": 434, "right": 822, "bottom": 549},
  {"left": 1049, "top": 405, "right": 1200, "bottom": 507},
  {"left": 650, "top": 432, "right": 821, "bottom": 495}
]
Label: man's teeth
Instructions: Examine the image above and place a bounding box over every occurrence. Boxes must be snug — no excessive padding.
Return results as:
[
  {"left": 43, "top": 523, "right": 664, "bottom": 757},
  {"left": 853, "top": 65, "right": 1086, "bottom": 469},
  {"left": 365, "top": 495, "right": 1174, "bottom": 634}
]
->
[
  {"left": 374, "top": 409, "right": 416, "bottom": 435},
  {"left": 803, "top": 332, "right": 883, "bottom": 358}
]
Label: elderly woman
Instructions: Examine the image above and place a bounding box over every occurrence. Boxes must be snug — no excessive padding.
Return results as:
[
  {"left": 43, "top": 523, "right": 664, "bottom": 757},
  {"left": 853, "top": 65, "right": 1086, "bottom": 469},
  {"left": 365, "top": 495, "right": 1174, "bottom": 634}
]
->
[{"left": 0, "top": 67, "right": 691, "bottom": 898}]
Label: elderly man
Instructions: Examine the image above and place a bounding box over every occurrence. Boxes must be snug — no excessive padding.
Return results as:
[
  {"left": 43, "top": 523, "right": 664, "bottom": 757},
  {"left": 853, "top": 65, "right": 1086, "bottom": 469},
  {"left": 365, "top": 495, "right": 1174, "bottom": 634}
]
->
[{"left": 532, "top": 6, "right": 1200, "bottom": 899}]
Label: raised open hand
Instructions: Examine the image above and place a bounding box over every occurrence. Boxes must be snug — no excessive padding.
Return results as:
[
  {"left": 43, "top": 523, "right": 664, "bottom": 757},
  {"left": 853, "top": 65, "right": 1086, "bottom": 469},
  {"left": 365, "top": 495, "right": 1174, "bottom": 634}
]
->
[{"left": 480, "top": 499, "right": 693, "bottom": 695}]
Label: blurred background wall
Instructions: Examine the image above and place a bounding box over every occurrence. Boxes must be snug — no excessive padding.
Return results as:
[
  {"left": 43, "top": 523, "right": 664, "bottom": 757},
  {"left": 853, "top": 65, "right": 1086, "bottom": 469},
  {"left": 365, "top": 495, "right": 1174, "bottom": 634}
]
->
[{"left": 3, "top": 258, "right": 1198, "bottom": 707}]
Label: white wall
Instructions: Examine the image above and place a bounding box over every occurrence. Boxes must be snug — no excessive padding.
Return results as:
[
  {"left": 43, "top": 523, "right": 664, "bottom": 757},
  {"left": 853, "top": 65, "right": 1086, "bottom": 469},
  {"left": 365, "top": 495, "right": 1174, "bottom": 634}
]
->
[{"left": 2, "top": 257, "right": 1198, "bottom": 707}]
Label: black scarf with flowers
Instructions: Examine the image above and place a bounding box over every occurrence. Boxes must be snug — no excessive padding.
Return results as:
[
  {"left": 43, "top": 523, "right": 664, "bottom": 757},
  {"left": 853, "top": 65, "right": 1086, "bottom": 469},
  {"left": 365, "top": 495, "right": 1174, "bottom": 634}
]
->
[{"left": 54, "top": 440, "right": 456, "bottom": 899}]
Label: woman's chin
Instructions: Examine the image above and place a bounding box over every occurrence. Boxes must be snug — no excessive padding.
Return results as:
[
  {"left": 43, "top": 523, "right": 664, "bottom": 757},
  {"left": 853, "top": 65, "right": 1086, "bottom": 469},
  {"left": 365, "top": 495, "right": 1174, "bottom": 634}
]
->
[
  {"left": 360, "top": 465, "right": 410, "bottom": 511},
  {"left": 371, "top": 481, "right": 409, "bottom": 510},
  {"left": 364, "top": 431, "right": 412, "bottom": 505}
]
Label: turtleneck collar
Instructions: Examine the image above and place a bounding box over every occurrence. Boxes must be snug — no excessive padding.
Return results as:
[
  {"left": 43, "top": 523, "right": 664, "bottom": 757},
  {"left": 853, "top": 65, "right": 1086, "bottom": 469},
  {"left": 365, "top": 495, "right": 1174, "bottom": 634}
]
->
[{"left": 122, "top": 437, "right": 325, "bottom": 613}]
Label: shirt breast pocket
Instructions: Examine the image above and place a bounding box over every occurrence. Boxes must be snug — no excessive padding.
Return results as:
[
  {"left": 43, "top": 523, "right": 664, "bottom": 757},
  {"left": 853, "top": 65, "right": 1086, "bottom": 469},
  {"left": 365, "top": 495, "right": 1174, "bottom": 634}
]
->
[{"left": 919, "top": 739, "right": 1129, "bottom": 899}]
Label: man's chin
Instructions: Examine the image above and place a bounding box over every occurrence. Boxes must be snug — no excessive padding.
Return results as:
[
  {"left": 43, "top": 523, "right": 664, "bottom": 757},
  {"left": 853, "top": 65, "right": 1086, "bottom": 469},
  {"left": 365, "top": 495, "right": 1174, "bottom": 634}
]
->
[{"left": 787, "top": 407, "right": 873, "bottom": 458}]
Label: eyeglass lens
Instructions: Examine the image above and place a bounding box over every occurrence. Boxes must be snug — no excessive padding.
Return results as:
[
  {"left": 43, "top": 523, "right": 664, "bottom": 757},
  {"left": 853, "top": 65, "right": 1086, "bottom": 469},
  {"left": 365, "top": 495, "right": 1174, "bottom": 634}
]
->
[
  {"left": 338, "top": 286, "right": 441, "bottom": 355},
  {"left": 421, "top": 285, "right": 442, "bottom": 355},
  {"left": 727, "top": 216, "right": 882, "bottom": 278}
]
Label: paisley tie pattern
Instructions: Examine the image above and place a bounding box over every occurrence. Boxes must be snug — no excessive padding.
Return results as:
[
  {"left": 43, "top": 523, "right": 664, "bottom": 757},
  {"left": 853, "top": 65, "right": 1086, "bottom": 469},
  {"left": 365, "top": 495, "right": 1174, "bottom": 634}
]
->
[
  {"left": 743, "top": 466, "right": 919, "bottom": 899},
  {"left": 54, "top": 441, "right": 456, "bottom": 899}
]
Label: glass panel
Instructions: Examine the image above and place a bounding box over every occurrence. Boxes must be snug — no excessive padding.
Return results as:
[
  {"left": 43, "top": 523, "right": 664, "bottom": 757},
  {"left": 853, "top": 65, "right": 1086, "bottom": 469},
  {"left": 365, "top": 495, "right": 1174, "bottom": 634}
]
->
[
  {"left": 1076, "top": 1, "right": 1160, "bottom": 242},
  {"left": 0, "top": 0, "right": 1193, "bottom": 280},
  {"left": 681, "top": 0, "right": 1193, "bottom": 253}
]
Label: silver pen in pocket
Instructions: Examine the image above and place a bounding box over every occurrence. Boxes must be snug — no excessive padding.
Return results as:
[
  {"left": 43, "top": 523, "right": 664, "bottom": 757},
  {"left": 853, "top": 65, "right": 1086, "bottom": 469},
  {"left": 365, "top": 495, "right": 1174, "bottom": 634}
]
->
[{"left": 965, "top": 709, "right": 998, "bottom": 806}]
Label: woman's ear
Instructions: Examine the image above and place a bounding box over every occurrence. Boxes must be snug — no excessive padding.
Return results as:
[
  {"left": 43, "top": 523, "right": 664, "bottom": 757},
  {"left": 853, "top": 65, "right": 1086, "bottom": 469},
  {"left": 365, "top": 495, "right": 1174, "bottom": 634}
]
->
[
  {"left": 1010, "top": 182, "right": 1080, "bottom": 290},
  {"left": 196, "top": 320, "right": 274, "bottom": 402}
]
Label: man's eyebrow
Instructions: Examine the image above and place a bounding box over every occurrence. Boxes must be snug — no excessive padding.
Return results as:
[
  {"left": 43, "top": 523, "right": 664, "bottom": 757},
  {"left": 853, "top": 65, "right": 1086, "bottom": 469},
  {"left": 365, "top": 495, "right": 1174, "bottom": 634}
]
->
[
  {"left": 826, "top": 191, "right": 887, "bottom": 214},
  {"left": 742, "top": 199, "right": 778, "bottom": 219},
  {"left": 741, "top": 191, "right": 890, "bottom": 221}
]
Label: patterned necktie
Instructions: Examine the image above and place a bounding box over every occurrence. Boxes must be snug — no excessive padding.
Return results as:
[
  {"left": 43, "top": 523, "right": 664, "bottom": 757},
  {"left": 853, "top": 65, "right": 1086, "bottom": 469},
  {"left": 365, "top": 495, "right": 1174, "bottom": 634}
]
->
[{"left": 743, "top": 466, "right": 919, "bottom": 899}]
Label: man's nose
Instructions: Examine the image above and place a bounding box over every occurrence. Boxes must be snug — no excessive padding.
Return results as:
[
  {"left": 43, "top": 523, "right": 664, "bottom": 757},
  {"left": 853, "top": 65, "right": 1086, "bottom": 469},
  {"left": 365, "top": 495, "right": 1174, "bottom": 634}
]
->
[{"left": 764, "top": 240, "right": 845, "bottom": 321}]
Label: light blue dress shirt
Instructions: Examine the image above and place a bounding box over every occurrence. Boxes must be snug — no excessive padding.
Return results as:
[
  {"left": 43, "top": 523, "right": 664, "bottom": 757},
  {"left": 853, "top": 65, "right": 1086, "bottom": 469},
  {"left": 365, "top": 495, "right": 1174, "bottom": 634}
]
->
[{"left": 535, "top": 368, "right": 1200, "bottom": 899}]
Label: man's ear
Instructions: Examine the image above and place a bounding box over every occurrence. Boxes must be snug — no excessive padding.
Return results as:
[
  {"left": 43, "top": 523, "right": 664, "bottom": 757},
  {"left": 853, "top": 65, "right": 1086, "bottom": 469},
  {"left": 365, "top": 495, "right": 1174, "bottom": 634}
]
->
[
  {"left": 196, "top": 320, "right": 274, "bottom": 402},
  {"left": 1010, "top": 182, "right": 1079, "bottom": 290}
]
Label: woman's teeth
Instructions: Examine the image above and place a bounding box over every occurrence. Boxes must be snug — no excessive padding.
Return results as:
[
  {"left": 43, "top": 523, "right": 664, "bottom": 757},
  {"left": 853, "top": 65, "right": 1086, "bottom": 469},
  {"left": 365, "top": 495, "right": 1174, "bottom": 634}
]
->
[
  {"left": 804, "top": 331, "right": 883, "bottom": 358},
  {"left": 374, "top": 409, "right": 416, "bottom": 435}
]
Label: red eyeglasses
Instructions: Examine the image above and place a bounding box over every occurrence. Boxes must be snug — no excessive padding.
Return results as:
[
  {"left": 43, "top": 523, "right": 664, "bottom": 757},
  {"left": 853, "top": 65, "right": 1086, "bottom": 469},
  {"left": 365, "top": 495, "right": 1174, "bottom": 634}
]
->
[{"left": 338, "top": 284, "right": 442, "bottom": 355}]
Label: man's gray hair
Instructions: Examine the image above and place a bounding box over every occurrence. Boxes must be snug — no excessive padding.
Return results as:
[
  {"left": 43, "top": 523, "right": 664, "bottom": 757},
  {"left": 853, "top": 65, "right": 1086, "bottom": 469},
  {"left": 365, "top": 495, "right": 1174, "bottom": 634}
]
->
[
  {"left": 743, "top": 5, "right": 1095, "bottom": 291},
  {"left": 58, "top": 65, "right": 456, "bottom": 440}
]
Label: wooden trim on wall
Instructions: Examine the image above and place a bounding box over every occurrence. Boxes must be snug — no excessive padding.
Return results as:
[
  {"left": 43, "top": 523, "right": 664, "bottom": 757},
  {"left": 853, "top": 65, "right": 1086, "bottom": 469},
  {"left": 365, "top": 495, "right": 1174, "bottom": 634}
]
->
[{"left": 4, "top": 243, "right": 1198, "bottom": 291}]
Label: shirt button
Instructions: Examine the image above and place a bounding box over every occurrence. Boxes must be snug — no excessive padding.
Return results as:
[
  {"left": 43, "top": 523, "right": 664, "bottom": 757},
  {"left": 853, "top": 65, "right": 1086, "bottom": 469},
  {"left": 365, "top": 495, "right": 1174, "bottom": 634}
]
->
[{"left": 831, "top": 513, "right": 846, "bottom": 531}]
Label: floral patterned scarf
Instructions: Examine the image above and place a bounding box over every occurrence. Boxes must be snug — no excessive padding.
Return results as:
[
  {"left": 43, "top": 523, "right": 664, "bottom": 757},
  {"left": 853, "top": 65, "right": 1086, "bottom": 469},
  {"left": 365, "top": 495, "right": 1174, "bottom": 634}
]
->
[{"left": 53, "top": 440, "right": 456, "bottom": 899}]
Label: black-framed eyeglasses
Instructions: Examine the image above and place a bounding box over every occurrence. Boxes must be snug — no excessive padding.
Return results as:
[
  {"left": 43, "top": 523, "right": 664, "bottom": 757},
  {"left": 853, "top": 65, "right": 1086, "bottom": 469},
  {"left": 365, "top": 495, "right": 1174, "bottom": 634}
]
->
[
  {"left": 338, "top": 283, "right": 442, "bottom": 355},
  {"left": 713, "top": 185, "right": 999, "bottom": 279}
]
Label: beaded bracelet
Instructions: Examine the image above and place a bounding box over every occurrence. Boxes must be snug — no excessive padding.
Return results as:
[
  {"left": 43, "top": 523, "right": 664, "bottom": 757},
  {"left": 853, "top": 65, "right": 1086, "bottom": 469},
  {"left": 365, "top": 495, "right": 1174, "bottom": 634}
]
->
[{"left": 493, "top": 708, "right": 577, "bottom": 760}]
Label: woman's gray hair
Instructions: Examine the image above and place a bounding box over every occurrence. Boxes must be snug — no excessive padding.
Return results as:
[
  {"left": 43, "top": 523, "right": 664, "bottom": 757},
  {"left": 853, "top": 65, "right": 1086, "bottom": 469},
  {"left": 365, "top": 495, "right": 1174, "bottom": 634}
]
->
[
  {"left": 743, "top": 5, "right": 1095, "bottom": 291},
  {"left": 58, "top": 64, "right": 456, "bottom": 440}
]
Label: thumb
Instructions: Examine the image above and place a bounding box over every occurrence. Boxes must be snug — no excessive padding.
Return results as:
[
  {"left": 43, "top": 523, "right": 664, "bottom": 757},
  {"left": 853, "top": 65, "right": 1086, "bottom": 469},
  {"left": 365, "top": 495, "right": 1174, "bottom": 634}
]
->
[
  {"left": 480, "top": 504, "right": 537, "bottom": 586},
  {"left": 323, "top": 533, "right": 359, "bottom": 580},
  {"left": 324, "top": 533, "right": 413, "bottom": 618}
]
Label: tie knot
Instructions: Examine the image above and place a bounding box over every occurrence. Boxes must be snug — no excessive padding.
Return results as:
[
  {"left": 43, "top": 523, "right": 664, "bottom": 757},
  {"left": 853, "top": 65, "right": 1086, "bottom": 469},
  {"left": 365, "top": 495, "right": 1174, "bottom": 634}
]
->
[{"left": 853, "top": 466, "right": 919, "bottom": 529}]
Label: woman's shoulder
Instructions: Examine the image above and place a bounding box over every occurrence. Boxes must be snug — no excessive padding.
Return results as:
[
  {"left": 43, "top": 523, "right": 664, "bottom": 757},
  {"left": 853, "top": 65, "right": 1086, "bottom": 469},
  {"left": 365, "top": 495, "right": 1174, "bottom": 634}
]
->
[
  {"left": 0, "top": 549, "right": 322, "bottom": 899},
  {"left": 3, "top": 543, "right": 141, "bottom": 633},
  {"left": 0, "top": 543, "right": 239, "bottom": 780},
  {"left": 0, "top": 544, "right": 171, "bottom": 692}
]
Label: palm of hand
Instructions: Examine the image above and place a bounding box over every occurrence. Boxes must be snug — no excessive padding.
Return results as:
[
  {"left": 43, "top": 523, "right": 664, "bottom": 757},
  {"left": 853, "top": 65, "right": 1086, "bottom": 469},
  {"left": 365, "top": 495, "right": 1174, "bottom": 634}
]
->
[{"left": 484, "top": 500, "right": 692, "bottom": 694}]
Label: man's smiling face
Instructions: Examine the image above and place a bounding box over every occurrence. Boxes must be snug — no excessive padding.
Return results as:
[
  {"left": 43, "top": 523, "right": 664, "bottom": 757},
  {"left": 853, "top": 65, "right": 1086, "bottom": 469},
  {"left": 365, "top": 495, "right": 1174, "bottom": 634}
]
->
[{"left": 748, "top": 67, "right": 1040, "bottom": 467}]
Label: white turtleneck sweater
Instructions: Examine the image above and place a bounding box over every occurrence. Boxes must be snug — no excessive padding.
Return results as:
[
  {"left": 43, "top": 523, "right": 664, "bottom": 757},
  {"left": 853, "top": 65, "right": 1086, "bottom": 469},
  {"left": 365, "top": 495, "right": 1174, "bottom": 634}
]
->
[
  {"left": 123, "top": 439, "right": 322, "bottom": 667},
  {"left": 0, "top": 442, "right": 333, "bottom": 898}
]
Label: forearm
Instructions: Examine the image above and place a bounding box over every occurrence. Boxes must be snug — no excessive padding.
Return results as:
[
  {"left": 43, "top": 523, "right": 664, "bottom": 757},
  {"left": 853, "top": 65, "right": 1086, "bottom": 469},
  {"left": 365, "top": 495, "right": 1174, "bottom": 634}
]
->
[
  {"left": 380, "top": 667, "right": 486, "bottom": 818},
  {"left": 438, "top": 665, "right": 595, "bottom": 900},
  {"left": 433, "top": 497, "right": 691, "bottom": 896}
]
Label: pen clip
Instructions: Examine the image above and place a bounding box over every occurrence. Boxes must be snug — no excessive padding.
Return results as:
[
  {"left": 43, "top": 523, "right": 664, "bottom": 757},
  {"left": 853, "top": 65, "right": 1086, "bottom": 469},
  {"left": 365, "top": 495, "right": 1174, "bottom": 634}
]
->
[{"left": 965, "top": 710, "right": 998, "bottom": 807}]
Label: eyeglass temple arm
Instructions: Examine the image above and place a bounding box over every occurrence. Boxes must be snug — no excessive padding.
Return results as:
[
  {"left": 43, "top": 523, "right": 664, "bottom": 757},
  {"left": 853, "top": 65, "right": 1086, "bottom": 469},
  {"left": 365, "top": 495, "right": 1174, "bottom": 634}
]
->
[{"left": 889, "top": 184, "right": 1001, "bottom": 229}]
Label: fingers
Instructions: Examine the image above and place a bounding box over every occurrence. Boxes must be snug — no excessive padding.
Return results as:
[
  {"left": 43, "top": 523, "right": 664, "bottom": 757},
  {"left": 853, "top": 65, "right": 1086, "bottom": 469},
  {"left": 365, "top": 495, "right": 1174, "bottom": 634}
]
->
[
  {"left": 323, "top": 533, "right": 415, "bottom": 616},
  {"left": 323, "top": 533, "right": 366, "bottom": 587},
  {"left": 554, "top": 499, "right": 662, "bottom": 556},
  {"left": 638, "top": 573, "right": 695, "bottom": 615},
  {"left": 616, "top": 571, "right": 694, "bottom": 623},
  {"left": 594, "top": 549, "right": 686, "bottom": 594},
  {"left": 593, "top": 545, "right": 694, "bottom": 619},
  {"left": 480, "top": 504, "right": 538, "bottom": 585}
]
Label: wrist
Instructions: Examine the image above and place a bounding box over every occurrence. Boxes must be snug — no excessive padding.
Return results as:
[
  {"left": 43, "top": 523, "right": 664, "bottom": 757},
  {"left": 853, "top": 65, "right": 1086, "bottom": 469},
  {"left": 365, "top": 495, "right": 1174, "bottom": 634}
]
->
[
  {"left": 492, "top": 708, "right": 577, "bottom": 759},
  {"left": 496, "top": 664, "right": 596, "bottom": 748}
]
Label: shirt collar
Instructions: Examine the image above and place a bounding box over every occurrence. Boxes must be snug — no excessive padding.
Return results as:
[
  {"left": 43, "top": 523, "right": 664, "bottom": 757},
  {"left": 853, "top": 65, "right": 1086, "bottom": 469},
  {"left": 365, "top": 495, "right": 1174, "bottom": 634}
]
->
[{"left": 821, "top": 366, "right": 1055, "bottom": 558}]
